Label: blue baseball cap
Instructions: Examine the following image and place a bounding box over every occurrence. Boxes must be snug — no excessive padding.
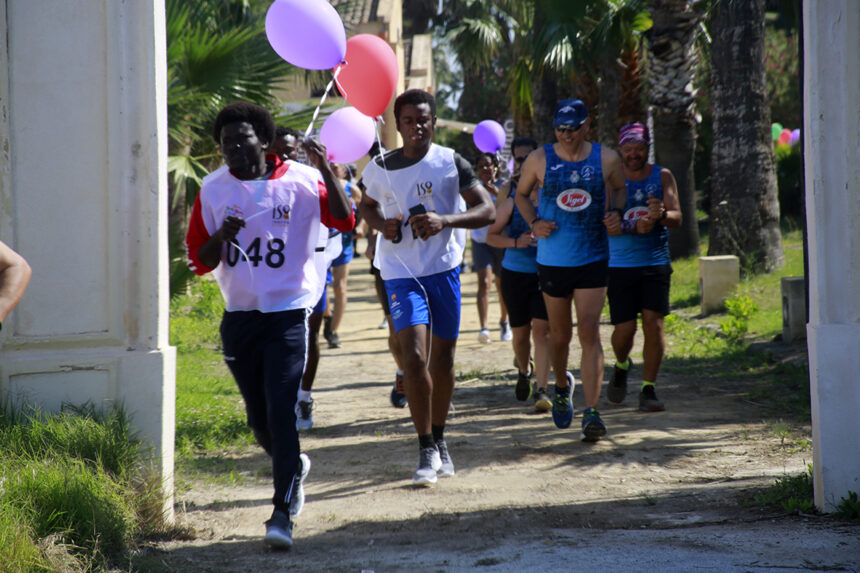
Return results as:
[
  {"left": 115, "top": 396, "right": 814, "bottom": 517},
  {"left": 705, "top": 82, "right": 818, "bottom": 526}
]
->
[{"left": 553, "top": 99, "right": 588, "bottom": 129}]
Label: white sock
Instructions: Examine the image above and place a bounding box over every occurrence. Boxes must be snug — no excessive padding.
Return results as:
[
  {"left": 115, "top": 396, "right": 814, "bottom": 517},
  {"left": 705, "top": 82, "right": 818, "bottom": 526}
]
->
[{"left": 298, "top": 389, "right": 312, "bottom": 403}]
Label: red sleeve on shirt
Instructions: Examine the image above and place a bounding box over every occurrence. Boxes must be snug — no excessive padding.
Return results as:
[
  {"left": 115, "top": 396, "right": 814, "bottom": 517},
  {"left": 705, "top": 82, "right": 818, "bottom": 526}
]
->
[
  {"left": 318, "top": 180, "right": 356, "bottom": 232},
  {"left": 185, "top": 193, "right": 216, "bottom": 275}
]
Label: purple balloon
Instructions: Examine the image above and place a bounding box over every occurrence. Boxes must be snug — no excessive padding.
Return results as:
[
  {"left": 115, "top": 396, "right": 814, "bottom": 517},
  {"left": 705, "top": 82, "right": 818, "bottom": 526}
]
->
[
  {"left": 790, "top": 128, "right": 801, "bottom": 146},
  {"left": 473, "top": 120, "right": 506, "bottom": 153},
  {"left": 320, "top": 107, "right": 376, "bottom": 163},
  {"left": 266, "top": 0, "right": 346, "bottom": 70}
]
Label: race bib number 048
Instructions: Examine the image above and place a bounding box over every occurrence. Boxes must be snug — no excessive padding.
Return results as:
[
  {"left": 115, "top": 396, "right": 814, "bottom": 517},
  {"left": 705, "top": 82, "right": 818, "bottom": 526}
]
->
[{"left": 226, "top": 237, "right": 286, "bottom": 268}]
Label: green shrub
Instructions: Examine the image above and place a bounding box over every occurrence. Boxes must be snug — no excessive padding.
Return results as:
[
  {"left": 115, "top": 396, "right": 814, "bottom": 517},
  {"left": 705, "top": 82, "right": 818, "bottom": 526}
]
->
[
  {"left": 0, "top": 505, "right": 60, "bottom": 573},
  {"left": 720, "top": 294, "right": 759, "bottom": 345},
  {"left": 836, "top": 491, "right": 860, "bottom": 521},
  {"left": 750, "top": 466, "right": 814, "bottom": 514}
]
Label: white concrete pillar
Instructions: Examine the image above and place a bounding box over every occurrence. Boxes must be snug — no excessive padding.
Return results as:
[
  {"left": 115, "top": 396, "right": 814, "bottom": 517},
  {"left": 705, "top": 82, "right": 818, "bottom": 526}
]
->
[
  {"left": 0, "top": 3, "right": 175, "bottom": 517},
  {"left": 803, "top": 0, "right": 860, "bottom": 512},
  {"left": 698, "top": 255, "right": 739, "bottom": 315}
]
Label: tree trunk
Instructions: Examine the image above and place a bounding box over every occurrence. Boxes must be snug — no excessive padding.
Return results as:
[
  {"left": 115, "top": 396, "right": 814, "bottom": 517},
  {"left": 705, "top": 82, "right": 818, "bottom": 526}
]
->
[
  {"left": 707, "top": 0, "right": 783, "bottom": 272},
  {"left": 530, "top": 71, "right": 559, "bottom": 145},
  {"left": 648, "top": 0, "right": 704, "bottom": 258},
  {"left": 598, "top": 48, "right": 622, "bottom": 148}
]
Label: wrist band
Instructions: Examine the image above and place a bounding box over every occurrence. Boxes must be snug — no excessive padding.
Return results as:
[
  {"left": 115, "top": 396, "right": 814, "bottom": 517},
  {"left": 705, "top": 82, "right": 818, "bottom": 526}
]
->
[
  {"left": 529, "top": 217, "right": 540, "bottom": 229},
  {"left": 659, "top": 209, "right": 668, "bottom": 221}
]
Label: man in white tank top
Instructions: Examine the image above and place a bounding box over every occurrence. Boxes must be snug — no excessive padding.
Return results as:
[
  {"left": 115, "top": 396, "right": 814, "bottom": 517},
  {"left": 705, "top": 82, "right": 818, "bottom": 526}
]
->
[
  {"left": 360, "top": 89, "right": 495, "bottom": 486},
  {"left": 185, "top": 102, "right": 354, "bottom": 549}
]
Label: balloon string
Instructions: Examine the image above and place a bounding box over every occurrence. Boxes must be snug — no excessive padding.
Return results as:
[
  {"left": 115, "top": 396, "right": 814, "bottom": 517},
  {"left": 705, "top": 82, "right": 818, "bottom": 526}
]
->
[
  {"left": 305, "top": 65, "right": 345, "bottom": 138},
  {"left": 373, "top": 126, "right": 434, "bottom": 355}
]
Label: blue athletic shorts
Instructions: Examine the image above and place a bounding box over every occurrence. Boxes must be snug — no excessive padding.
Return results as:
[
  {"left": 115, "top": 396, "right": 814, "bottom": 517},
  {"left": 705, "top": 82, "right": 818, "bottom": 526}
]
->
[
  {"left": 332, "top": 243, "right": 354, "bottom": 267},
  {"left": 384, "top": 267, "right": 461, "bottom": 340}
]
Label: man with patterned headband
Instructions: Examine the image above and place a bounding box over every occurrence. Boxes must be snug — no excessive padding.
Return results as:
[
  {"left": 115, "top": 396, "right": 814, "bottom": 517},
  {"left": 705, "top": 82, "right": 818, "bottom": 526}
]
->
[
  {"left": 602, "top": 122, "right": 681, "bottom": 412},
  {"left": 514, "top": 99, "right": 626, "bottom": 442}
]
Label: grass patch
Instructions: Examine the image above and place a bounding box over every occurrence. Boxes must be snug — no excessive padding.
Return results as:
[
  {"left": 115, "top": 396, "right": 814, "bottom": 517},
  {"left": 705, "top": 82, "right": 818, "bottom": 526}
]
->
[
  {"left": 665, "top": 227, "right": 810, "bottom": 419},
  {"left": 0, "top": 404, "right": 174, "bottom": 571},
  {"left": 746, "top": 466, "right": 815, "bottom": 514},
  {"left": 171, "top": 280, "right": 255, "bottom": 455}
]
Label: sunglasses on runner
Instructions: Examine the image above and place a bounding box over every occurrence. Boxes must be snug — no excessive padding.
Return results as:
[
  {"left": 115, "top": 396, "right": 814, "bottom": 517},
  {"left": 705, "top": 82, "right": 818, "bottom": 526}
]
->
[{"left": 555, "top": 124, "right": 583, "bottom": 134}]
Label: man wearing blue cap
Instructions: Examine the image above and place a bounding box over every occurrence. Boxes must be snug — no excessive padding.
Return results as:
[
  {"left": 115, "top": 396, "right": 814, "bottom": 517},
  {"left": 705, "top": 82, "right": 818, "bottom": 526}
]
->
[{"left": 514, "top": 99, "right": 625, "bottom": 442}]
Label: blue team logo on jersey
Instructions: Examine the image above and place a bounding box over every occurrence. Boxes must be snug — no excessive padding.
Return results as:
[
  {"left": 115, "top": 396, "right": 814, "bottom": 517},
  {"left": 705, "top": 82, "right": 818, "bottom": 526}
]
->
[
  {"left": 557, "top": 188, "right": 592, "bottom": 212},
  {"left": 581, "top": 166, "right": 596, "bottom": 180},
  {"left": 569, "top": 171, "right": 581, "bottom": 184},
  {"left": 646, "top": 183, "right": 659, "bottom": 196},
  {"left": 634, "top": 189, "right": 645, "bottom": 202}
]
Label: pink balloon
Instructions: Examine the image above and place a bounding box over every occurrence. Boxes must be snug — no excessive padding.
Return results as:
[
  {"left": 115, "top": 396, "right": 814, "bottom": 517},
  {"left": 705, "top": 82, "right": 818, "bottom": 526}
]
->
[
  {"left": 778, "top": 128, "right": 791, "bottom": 145},
  {"left": 336, "top": 35, "right": 399, "bottom": 118},
  {"left": 473, "top": 120, "right": 506, "bottom": 153},
  {"left": 790, "top": 128, "right": 801, "bottom": 145},
  {"left": 320, "top": 107, "right": 376, "bottom": 163},
  {"left": 266, "top": 0, "right": 346, "bottom": 70}
]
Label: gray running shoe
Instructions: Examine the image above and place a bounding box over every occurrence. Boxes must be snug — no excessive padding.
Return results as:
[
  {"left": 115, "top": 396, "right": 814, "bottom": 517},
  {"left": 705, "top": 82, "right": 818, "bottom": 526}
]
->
[
  {"left": 435, "top": 439, "right": 455, "bottom": 477},
  {"left": 263, "top": 509, "right": 293, "bottom": 550},
  {"left": 607, "top": 360, "right": 631, "bottom": 404},
  {"left": 639, "top": 385, "right": 665, "bottom": 412},
  {"left": 413, "top": 446, "right": 442, "bottom": 485}
]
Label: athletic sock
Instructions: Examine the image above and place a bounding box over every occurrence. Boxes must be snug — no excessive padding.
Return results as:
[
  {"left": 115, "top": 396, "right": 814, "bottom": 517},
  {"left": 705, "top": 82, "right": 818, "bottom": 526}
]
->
[
  {"left": 641, "top": 381, "right": 655, "bottom": 391},
  {"left": 298, "top": 389, "right": 312, "bottom": 402},
  {"left": 396, "top": 369, "right": 404, "bottom": 376},
  {"left": 616, "top": 358, "right": 630, "bottom": 370},
  {"left": 418, "top": 433, "right": 435, "bottom": 449},
  {"left": 431, "top": 424, "right": 445, "bottom": 443}
]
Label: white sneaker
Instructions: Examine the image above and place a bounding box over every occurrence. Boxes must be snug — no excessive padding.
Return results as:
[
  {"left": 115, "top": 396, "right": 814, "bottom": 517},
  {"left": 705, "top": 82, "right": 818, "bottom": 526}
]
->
[
  {"left": 295, "top": 400, "right": 313, "bottom": 431},
  {"left": 500, "top": 320, "right": 513, "bottom": 341},
  {"left": 289, "top": 453, "right": 311, "bottom": 518},
  {"left": 435, "top": 439, "right": 455, "bottom": 477},
  {"left": 413, "top": 446, "right": 442, "bottom": 485},
  {"left": 477, "top": 328, "right": 491, "bottom": 344}
]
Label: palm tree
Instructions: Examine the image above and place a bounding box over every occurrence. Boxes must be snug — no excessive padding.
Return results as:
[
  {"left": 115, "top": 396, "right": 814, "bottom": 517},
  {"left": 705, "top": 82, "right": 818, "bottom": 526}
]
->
[
  {"left": 647, "top": 0, "right": 707, "bottom": 258},
  {"left": 166, "top": 0, "right": 295, "bottom": 294},
  {"left": 707, "top": 0, "right": 783, "bottom": 272}
]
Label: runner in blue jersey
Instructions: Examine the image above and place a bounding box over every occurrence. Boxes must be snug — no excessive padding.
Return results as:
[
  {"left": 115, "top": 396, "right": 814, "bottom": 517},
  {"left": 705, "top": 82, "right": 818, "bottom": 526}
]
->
[
  {"left": 487, "top": 136, "right": 554, "bottom": 412},
  {"left": 359, "top": 89, "right": 495, "bottom": 485},
  {"left": 602, "top": 122, "right": 681, "bottom": 412},
  {"left": 514, "top": 99, "right": 626, "bottom": 442}
]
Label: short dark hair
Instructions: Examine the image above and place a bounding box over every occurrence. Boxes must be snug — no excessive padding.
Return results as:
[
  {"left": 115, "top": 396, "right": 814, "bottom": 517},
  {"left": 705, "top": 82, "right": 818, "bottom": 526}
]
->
[
  {"left": 212, "top": 102, "right": 275, "bottom": 145},
  {"left": 511, "top": 137, "right": 538, "bottom": 153},
  {"left": 275, "top": 126, "right": 302, "bottom": 139},
  {"left": 474, "top": 152, "right": 499, "bottom": 167},
  {"left": 394, "top": 89, "right": 436, "bottom": 122}
]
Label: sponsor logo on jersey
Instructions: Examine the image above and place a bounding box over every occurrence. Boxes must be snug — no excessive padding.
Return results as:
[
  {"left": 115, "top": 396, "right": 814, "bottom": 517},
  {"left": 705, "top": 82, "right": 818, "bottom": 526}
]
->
[
  {"left": 549, "top": 164, "right": 564, "bottom": 171},
  {"left": 646, "top": 183, "right": 659, "bottom": 196},
  {"left": 580, "top": 165, "right": 595, "bottom": 180},
  {"left": 272, "top": 204, "right": 291, "bottom": 224},
  {"left": 557, "top": 188, "right": 592, "bottom": 212},
  {"left": 225, "top": 204, "right": 244, "bottom": 218},
  {"left": 416, "top": 180, "right": 434, "bottom": 196},
  {"left": 624, "top": 206, "right": 650, "bottom": 220},
  {"left": 570, "top": 171, "right": 581, "bottom": 184},
  {"left": 634, "top": 189, "right": 645, "bottom": 202}
]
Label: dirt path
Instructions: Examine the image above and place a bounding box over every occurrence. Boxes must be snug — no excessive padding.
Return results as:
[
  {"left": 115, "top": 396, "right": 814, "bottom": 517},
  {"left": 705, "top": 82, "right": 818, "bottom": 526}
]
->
[{"left": 148, "top": 251, "right": 860, "bottom": 572}]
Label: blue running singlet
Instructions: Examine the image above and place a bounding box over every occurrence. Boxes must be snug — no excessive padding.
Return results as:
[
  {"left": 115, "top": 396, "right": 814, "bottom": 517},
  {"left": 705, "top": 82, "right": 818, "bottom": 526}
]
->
[
  {"left": 502, "top": 196, "right": 538, "bottom": 274},
  {"left": 608, "top": 164, "right": 671, "bottom": 268},
  {"left": 537, "top": 143, "right": 608, "bottom": 267}
]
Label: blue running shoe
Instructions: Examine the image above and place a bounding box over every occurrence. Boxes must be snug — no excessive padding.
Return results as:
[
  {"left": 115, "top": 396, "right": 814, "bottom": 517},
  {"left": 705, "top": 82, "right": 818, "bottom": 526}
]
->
[
  {"left": 552, "top": 372, "right": 575, "bottom": 429},
  {"left": 580, "top": 407, "right": 607, "bottom": 442}
]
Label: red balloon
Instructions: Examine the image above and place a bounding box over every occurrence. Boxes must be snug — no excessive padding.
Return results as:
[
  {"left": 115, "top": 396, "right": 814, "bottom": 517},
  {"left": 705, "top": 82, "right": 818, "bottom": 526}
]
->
[
  {"left": 336, "top": 35, "right": 399, "bottom": 118},
  {"left": 778, "top": 128, "right": 791, "bottom": 145}
]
